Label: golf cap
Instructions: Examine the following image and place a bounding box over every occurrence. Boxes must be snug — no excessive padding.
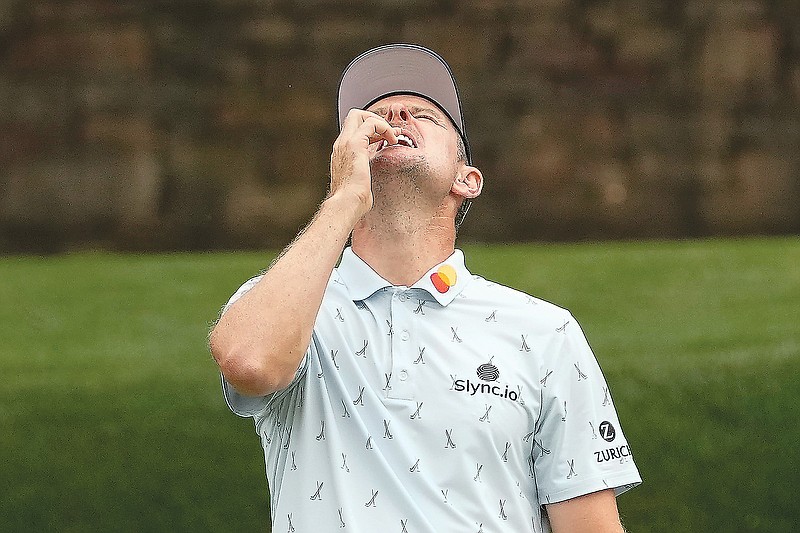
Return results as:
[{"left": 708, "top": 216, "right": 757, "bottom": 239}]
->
[{"left": 337, "top": 43, "right": 472, "bottom": 164}]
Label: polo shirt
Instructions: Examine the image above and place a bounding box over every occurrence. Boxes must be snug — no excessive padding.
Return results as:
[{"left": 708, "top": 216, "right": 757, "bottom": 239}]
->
[{"left": 221, "top": 247, "right": 641, "bottom": 533}]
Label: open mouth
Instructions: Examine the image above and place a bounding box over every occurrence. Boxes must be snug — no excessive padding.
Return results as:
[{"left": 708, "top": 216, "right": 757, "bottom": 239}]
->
[{"left": 378, "top": 133, "right": 417, "bottom": 151}]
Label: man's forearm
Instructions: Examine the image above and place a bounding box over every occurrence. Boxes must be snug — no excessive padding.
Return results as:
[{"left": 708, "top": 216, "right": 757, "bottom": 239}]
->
[
  {"left": 546, "top": 489, "right": 626, "bottom": 533},
  {"left": 209, "top": 194, "right": 362, "bottom": 396}
]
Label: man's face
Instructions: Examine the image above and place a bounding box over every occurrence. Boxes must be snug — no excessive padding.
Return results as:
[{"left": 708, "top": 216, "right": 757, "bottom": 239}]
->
[{"left": 365, "top": 94, "right": 463, "bottom": 179}]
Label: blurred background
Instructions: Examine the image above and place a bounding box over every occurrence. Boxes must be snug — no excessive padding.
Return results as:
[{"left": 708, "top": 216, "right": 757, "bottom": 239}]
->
[{"left": 1, "top": 0, "right": 799, "bottom": 253}]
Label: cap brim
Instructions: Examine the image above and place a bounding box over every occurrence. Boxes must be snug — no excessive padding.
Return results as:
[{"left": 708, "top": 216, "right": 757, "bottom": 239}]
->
[{"left": 337, "top": 44, "right": 469, "bottom": 161}]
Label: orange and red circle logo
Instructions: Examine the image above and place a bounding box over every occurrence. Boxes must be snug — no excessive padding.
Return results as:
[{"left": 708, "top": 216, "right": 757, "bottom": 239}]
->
[{"left": 430, "top": 264, "right": 457, "bottom": 293}]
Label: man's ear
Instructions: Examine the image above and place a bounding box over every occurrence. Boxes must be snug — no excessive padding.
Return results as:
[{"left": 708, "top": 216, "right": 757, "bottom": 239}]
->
[{"left": 451, "top": 166, "right": 483, "bottom": 199}]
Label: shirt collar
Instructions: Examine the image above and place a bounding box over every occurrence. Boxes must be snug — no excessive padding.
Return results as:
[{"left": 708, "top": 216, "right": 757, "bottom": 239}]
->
[{"left": 337, "top": 247, "right": 471, "bottom": 306}]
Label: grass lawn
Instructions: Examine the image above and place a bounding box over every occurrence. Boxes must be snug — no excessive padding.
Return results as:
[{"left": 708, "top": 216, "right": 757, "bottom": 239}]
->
[{"left": 1, "top": 236, "right": 798, "bottom": 532}]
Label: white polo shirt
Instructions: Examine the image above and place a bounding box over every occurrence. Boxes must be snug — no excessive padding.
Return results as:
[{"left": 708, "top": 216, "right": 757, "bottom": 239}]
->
[{"left": 221, "top": 247, "right": 641, "bottom": 533}]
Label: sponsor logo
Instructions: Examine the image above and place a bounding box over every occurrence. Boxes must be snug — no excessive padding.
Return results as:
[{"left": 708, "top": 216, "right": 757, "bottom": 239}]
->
[
  {"left": 430, "top": 264, "right": 457, "bottom": 293},
  {"left": 598, "top": 420, "right": 616, "bottom": 442},
  {"left": 454, "top": 380, "right": 520, "bottom": 401},
  {"left": 451, "top": 358, "right": 521, "bottom": 403},
  {"left": 594, "top": 444, "right": 631, "bottom": 463},
  {"left": 476, "top": 358, "right": 500, "bottom": 381}
]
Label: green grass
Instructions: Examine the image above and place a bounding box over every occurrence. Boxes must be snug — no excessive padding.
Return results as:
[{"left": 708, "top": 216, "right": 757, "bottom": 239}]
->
[{"left": 1, "top": 237, "right": 798, "bottom": 532}]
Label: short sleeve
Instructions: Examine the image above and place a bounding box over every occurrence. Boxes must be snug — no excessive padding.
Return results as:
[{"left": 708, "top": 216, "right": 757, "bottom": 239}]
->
[
  {"left": 533, "top": 313, "right": 641, "bottom": 504},
  {"left": 221, "top": 351, "right": 310, "bottom": 417},
  {"left": 220, "top": 275, "right": 263, "bottom": 315},
  {"left": 217, "top": 275, "right": 310, "bottom": 417}
]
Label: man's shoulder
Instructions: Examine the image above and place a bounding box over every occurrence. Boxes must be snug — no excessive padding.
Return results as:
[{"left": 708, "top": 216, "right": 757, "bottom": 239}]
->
[{"left": 464, "top": 274, "right": 571, "bottom": 319}]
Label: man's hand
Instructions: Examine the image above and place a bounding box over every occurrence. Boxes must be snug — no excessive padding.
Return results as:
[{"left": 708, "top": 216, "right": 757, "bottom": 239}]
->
[{"left": 330, "top": 109, "right": 401, "bottom": 219}]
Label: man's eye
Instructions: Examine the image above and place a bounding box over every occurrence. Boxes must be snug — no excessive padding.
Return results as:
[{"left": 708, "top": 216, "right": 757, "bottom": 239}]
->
[{"left": 417, "top": 114, "right": 436, "bottom": 122}]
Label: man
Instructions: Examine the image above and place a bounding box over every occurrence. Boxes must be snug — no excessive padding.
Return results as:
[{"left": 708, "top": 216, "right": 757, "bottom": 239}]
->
[{"left": 210, "top": 44, "right": 641, "bottom": 532}]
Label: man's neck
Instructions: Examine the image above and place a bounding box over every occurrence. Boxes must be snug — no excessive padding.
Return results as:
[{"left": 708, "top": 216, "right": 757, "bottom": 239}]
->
[{"left": 351, "top": 211, "right": 456, "bottom": 287}]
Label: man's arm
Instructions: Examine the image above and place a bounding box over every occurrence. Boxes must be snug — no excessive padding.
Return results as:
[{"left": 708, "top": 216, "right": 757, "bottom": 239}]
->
[
  {"left": 546, "top": 489, "right": 626, "bottom": 533},
  {"left": 209, "top": 109, "right": 400, "bottom": 397}
]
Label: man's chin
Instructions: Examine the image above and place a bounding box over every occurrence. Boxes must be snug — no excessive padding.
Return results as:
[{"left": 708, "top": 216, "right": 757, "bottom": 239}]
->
[{"left": 370, "top": 152, "right": 425, "bottom": 170}]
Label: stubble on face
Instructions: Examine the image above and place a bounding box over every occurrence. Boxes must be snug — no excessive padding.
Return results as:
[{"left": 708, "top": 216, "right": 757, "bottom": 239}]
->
[
  {"left": 365, "top": 154, "right": 435, "bottom": 232},
  {"left": 369, "top": 153, "right": 429, "bottom": 199}
]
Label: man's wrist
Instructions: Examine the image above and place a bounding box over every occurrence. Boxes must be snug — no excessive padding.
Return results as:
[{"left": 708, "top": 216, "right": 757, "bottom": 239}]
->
[{"left": 321, "top": 191, "right": 369, "bottom": 228}]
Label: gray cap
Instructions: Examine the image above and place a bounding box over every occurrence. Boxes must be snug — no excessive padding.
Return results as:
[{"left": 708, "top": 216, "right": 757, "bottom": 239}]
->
[{"left": 337, "top": 43, "right": 471, "bottom": 164}]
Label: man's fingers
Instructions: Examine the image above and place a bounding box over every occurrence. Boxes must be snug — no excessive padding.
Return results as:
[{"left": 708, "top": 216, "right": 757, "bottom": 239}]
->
[
  {"left": 340, "top": 109, "right": 400, "bottom": 146},
  {"left": 339, "top": 108, "right": 368, "bottom": 136},
  {"left": 360, "top": 119, "right": 400, "bottom": 146}
]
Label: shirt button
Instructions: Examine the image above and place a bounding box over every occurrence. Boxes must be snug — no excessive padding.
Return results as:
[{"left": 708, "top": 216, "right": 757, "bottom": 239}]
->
[
  {"left": 398, "top": 370, "right": 409, "bottom": 381},
  {"left": 400, "top": 330, "right": 410, "bottom": 341},
  {"left": 399, "top": 293, "right": 408, "bottom": 302}
]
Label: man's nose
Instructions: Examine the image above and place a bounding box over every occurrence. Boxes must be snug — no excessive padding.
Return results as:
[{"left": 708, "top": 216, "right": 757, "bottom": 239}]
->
[{"left": 384, "top": 103, "right": 410, "bottom": 124}]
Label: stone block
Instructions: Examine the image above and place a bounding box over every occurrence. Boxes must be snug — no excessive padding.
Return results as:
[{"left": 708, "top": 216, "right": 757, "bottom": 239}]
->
[
  {"left": 1, "top": 156, "right": 124, "bottom": 225},
  {"left": 0, "top": 0, "right": 18, "bottom": 34},
  {"left": 633, "top": 151, "right": 696, "bottom": 186},
  {"left": 737, "top": 114, "right": 800, "bottom": 151},
  {"left": 30, "top": 0, "right": 140, "bottom": 26},
  {"left": 699, "top": 24, "right": 780, "bottom": 103},
  {"left": 222, "top": 179, "right": 319, "bottom": 239},
  {"left": 83, "top": 114, "right": 155, "bottom": 152},
  {"left": 579, "top": 160, "right": 631, "bottom": 207},
  {"left": 585, "top": 1, "right": 662, "bottom": 39},
  {"left": 509, "top": 21, "right": 603, "bottom": 76},
  {"left": 290, "top": 0, "right": 385, "bottom": 13},
  {"left": 0, "top": 121, "right": 60, "bottom": 165},
  {"left": 214, "top": 86, "right": 331, "bottom": 132},
  {"left": 625, "top": 110, "right": 695, "bottom": 154},
  {"left": 461, "top": 0, "right": 569, "bottom": 20},
  {"left": 8, "top": 25, "right": 150, "bottom": 73},
  {"left": 399, "top": 19, "right": 501, "bottom": 74},
  {"left": 616, "top": 26, "right": 682, "bottom": 67},
  {"left": 790, "top": 65, "right": 800, "bottom": 105},
  {"left": 696, "top": 109, "right": 735, "bottom": 154},
  {"left": 117, "top": 150, "right": 161, "bottom": 226},
  {"left": 240, "top": 16, "right": 297, "bottom": 46},
  {"left": 585, "top": 2, "right": 621, "bottom": 39},
  {"left": 220, "top": 0, "right": 277, "bottom": 8},
  {"left": 308, "top": 17, "right": 382, "bottom": 47},
  {"left": 165, "top": 136, "right": 258, "bottom": 191},
  {"left": 697, "top": 157, "right": 728, "bottom": 188},
  {"left": 493, "top": 111, "right": 580, "bottom": 195},
  {"left": 272, "top": 133, "right": 330, "bottom": 187},
  {"left": 700, "top": 148, "right": 799, "bottom": 232},
  {"left": 581, "top": 110, "right": 625, "bottom": 155},
  {"left": 712, "top": 0, "right": 766, "bottom": 25},
  {"left": 252, "top": 55, "right": 332, "bottom": 93}
]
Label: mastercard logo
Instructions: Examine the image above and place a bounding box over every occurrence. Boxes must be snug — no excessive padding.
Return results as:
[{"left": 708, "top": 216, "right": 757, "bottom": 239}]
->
[{"left": 430, "top": 264, "right": 457, "bottom": 293}]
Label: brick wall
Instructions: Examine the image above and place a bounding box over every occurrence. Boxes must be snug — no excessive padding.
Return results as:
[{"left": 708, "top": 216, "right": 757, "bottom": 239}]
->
[{"left": 1, "top": 0, "right": 798, "bottom": 252}]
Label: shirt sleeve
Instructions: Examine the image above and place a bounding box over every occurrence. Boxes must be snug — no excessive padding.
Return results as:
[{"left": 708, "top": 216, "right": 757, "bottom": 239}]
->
[
  {"left": 533, "top": 312, "right": 642, "bottom": 504},
  {"left": 217, "top": 275, "right": 310, "bottom": 418}
]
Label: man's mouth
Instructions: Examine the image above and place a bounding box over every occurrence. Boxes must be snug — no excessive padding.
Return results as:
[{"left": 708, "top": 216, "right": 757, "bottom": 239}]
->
[{"left": 378, "top": 133, "right": 417, "bottom": 151}]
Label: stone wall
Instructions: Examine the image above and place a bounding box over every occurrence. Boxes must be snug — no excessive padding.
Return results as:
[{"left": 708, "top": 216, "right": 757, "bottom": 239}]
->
[{"left": 1, "top": 0, "right": 798, "bottom": 252}]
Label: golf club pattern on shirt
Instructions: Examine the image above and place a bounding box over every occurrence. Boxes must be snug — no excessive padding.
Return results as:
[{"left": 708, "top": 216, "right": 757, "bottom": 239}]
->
[{"left": 226, "top": 252, "right": 640, "bottom": 532}]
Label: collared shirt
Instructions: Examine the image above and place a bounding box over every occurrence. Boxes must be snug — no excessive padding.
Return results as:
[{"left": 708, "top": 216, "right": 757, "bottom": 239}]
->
[{"left": 221, "top": 247, "right": 641, "bottom": 533}]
